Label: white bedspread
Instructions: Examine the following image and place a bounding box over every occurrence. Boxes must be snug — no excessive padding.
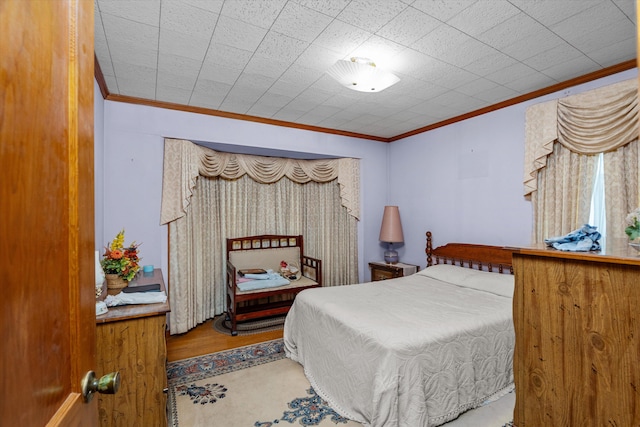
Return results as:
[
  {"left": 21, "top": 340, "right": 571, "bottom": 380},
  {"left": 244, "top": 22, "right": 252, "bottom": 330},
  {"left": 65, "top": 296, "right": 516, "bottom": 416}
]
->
[{"left": 283, "top": 265, "right": 515, "bottom": 427}]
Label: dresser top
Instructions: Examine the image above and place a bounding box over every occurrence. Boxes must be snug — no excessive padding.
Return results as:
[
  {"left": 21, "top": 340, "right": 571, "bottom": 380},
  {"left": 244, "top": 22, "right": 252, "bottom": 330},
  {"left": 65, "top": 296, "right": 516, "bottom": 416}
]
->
[
  {"left": 96, "top": 268, "right": 171, "bottom": 324},
  {"left": 510, "top": 238, "right": 640, "bottom": 266}
]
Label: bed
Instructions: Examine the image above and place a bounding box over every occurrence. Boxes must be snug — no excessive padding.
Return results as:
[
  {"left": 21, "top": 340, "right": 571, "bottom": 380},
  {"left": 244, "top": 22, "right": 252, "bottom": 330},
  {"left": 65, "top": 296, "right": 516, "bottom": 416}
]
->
[{"left": 283, "top": 231, "right": 515, "bottom": 427}]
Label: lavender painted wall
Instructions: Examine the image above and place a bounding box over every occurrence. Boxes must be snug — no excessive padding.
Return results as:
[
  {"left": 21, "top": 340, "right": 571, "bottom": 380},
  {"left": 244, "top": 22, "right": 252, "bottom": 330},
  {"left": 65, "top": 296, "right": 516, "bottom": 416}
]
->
[
  {"left": 389, "top": 68, "right": 638, "bottom": 269},
  {"left": 94, "top": 68, "right": 638, "bottom": 280},
  {"left": 96, "top": 101, "right": 388, "bottom": 282}
]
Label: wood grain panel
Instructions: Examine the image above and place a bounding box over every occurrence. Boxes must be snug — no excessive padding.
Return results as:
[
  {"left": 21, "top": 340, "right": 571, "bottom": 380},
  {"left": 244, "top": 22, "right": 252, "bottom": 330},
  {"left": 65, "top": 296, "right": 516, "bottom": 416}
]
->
[
  {"left": 513, "top": 250, "right": 640, "bottom": 426},
  {"left": 96, "top": 316, "right": 168, "bottom": 427}
]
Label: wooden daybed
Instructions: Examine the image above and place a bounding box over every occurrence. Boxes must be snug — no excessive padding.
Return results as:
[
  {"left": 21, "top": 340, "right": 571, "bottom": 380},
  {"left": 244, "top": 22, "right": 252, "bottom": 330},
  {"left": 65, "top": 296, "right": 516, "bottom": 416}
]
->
[{"left": 225, "top": 234, "right": 322, "bottom": 336}]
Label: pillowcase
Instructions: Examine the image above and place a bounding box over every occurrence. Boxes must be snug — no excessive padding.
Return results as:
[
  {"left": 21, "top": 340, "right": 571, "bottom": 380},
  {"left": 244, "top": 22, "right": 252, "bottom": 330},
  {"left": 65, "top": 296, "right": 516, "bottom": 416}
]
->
[{"left": 417, "top": 263, "right": 514, "bottom": 298}]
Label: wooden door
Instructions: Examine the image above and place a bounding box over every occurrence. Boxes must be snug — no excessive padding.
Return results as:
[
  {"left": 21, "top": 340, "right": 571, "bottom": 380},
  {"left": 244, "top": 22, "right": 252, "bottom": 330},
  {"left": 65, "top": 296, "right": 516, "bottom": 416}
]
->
[{"left": 1, "top": 0, "right": 97, "bottom": 425}]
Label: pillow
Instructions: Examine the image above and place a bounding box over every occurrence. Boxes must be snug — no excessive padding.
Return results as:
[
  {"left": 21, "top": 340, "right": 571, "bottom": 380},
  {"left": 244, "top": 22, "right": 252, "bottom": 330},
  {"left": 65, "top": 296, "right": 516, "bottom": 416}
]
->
[{"left": 417, "top": 264, "right": 514, "bottom": 298}]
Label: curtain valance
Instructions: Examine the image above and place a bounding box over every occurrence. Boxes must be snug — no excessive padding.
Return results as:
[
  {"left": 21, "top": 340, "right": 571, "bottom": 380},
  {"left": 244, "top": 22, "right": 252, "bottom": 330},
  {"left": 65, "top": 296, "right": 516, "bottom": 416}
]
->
[
  {"left": 523, "top": 78, "right": 639, "bottom": 196},
  {"left": 160, "top": 138, "right": 360, "bottom": 224}
]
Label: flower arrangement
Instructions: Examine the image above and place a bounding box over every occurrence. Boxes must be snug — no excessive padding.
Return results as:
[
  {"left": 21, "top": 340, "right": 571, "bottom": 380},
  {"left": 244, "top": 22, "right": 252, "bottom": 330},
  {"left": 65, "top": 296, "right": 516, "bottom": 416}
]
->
[
  {"left": 101, "top": 229, "right": 141, "bottom": 281},
  {"left": 625, "top": 208, "right": 640, "bottom": 240}
]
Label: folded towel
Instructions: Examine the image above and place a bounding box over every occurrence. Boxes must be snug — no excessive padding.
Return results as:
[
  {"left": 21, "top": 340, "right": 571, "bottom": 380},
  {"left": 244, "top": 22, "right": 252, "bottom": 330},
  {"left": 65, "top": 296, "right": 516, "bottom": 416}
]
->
[
  {"left": 544, "top": 224, "right": 601, "bottom": 252},
  {"left": 243, "top": 269, "right": 280, "bottom": 280}
]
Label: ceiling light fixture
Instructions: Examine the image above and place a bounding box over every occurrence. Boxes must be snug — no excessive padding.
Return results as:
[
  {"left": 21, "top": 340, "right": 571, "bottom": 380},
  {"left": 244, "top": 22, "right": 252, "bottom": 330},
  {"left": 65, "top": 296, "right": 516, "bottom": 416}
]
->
[{"left": 326, "top": 57, "right": 400, "bottom": 93}]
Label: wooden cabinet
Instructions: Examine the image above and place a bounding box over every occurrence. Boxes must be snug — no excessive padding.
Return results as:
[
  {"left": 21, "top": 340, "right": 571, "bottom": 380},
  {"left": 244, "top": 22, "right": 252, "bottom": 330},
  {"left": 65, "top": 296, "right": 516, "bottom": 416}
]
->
[
  {"left": 369, "top": 261, "right": 418, "bottom": 281},
  {"left": 96, "top": 269, "right": 170, "bottom": 427},
  {"left": 512, "top": 242, "right": 640, "bottom": 426}
]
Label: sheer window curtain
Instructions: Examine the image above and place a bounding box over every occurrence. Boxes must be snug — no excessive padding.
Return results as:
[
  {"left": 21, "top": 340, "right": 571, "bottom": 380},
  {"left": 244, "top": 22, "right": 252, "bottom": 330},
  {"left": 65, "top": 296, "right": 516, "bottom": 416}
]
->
[
  {"left": 161, "top": 139, "right": 360, "bottom": 335},
  {"left": 524, "top": 79, "right": 639, "bottom": 243}
]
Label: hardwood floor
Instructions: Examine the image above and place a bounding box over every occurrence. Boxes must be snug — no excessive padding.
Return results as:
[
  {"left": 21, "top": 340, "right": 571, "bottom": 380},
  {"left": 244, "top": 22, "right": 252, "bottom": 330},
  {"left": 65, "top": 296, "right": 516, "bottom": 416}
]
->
[{"left": 165, "top": 316, "right": 283, "bottom": 362}]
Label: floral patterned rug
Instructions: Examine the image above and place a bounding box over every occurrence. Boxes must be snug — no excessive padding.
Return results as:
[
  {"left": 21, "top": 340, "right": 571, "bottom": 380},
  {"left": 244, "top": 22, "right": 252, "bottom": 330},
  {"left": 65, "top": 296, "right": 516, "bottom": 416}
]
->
[{"left": 166, "top": 339, "right": 515, "bottom": 427}]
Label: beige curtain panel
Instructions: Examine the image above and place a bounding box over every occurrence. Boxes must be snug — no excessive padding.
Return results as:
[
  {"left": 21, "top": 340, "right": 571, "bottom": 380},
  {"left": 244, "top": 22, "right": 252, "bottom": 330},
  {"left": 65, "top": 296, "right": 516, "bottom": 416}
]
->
[
  {"left": 524, "top": 78, "right": 639, "bottom": 196},
  {"left": 160, "top": 138, "right": 360, "bottom": 224}
]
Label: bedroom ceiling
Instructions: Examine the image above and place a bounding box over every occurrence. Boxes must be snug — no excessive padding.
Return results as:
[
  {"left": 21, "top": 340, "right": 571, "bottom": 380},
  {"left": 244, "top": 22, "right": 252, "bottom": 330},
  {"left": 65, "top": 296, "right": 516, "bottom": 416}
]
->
[{"left": 94, "top": 0, "right": 637, "bottom": 141}]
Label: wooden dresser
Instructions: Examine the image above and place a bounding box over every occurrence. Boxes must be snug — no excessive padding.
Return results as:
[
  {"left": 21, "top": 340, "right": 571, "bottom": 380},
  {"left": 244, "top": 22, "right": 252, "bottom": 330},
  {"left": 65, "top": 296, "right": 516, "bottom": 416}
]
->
[
  {"left": 95, "top": 269, "right": 170, "bottom": 427},
  {"left": 512, "top": 241, "right": 640, "bottom": 426}
]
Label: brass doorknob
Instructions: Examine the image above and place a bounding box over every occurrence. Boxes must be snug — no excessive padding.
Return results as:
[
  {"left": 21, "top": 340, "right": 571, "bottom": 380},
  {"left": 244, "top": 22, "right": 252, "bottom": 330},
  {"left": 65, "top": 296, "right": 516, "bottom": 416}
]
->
[{"left": 81, "top": 370, "right": 120, "bottom": 402}]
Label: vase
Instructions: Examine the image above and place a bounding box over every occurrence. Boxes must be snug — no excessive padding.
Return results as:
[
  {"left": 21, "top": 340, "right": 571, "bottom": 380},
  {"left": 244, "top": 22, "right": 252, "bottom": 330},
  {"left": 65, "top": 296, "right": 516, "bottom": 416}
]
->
[{"left": 105, "top": 273, "right": 128, "bottom": 295}]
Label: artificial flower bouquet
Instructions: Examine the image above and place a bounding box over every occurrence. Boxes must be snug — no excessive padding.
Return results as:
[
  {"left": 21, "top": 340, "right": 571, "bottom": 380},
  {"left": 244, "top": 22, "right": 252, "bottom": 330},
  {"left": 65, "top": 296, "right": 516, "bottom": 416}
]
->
[
  {"left": 625, "top": 208, "right": 640, "bottom": 240},
  {"left": 101, "top": 229, "right": 141, "bottom": 281}
]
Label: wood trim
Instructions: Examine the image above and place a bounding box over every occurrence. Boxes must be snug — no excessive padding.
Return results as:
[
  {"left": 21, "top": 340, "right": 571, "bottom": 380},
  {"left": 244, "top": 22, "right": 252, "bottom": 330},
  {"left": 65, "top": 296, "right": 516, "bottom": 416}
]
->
[
  {"left": 93, "top": 58, "right": 636, "bottom": 142},
  {"left": 390, "top": 60, "right": 637, "bottom": 141},
  {"left": 104, "top": 93, "right": 390, "bottom": 142},
  {"left": 94, "top": 53, "right": 109, "bottom": 99}
]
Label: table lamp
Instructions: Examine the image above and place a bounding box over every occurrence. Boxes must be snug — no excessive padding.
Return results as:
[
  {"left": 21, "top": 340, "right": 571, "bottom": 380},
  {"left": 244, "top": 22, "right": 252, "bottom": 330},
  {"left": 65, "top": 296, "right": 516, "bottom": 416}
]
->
[{"left": 379, "top": 205, "right": 404, "bottom": 264}]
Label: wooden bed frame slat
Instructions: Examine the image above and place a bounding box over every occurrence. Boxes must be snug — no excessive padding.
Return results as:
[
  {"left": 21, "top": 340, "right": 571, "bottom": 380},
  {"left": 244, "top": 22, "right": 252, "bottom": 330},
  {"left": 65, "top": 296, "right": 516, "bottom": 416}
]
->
[{"left": 425, "top": 231, "right": 514, "bottom": 274}]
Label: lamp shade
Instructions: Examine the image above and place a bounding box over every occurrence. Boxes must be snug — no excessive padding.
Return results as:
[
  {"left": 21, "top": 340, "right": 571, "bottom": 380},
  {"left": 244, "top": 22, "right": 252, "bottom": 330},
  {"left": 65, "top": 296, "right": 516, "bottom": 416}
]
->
[{"left": 379, "top": 206, "right": 404, "bottom": 243}]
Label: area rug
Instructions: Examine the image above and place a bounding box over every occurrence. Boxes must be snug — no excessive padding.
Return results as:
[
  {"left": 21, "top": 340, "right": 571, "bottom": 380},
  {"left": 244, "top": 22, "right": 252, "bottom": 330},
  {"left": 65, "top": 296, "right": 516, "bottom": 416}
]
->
[
  {"left": 167, "top": 339, "right": 515, "bottom": 427},
  {"left": 212, "top": 314, "right": 285, "bottom": 336}
]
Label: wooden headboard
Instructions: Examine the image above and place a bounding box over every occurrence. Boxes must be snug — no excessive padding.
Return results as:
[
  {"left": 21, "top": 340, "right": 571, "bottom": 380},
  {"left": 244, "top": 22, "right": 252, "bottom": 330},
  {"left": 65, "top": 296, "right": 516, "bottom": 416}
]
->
[{"left": 425, "top": 231, "right": 514, "bottom": 274}]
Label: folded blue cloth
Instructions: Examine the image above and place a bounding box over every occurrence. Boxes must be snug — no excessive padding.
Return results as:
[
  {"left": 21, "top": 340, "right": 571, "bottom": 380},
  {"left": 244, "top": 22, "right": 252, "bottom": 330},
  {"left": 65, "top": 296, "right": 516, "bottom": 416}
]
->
[
  {"left": 544, "top": 224, "right": 601, "bottom": 252},
  {"left": 237, "top": 276, "right": 290, "bottom": 292}
]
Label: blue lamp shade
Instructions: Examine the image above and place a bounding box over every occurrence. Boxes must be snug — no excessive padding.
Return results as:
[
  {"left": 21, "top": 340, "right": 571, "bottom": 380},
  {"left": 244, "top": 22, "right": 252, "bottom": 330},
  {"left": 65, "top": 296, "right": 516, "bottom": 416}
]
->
[{"left": 379, "top": 206, "right": 404, "bottom": 264}]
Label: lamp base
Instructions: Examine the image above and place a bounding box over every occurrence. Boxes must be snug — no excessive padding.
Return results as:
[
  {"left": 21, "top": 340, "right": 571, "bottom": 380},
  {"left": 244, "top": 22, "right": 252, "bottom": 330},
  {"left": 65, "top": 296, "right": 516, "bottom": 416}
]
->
[{"left": 384, "top": 249, "right": 399, "bottom": 264}]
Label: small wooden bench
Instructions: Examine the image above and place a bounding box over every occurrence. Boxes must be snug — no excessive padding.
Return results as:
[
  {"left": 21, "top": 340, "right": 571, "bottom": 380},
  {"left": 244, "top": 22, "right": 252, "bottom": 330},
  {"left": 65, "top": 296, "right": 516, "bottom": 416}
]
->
[{"left": 225, "top": 234, "right": 322, "bottom": 336}]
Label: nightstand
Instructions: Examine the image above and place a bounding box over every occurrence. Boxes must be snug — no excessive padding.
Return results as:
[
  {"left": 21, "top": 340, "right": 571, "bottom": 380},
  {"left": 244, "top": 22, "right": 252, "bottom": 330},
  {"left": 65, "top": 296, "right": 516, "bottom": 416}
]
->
[{"left": 369, "top": 261, "right": 419, "bottom": 281}]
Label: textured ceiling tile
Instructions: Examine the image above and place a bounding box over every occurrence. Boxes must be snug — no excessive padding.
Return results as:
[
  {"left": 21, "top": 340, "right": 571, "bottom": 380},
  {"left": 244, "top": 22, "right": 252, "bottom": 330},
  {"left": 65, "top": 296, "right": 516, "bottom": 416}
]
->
[
  {"left": 411, "top": 24, "right": 469, "bottom": 58},
  {"left": 464, "top": 51, "right": 519, "bottom": 77},
  {"left": 96, "top": 0, "right": 160, "bottom": 26},
  {"left": 160, "top": 0, "right": 217, "bottom": 39},
  {"left": 509, "top": 0, "right": 603, "bottom": 27},
  {"left": 523, "top": 44, "right": 584, "bottom": 72},
  {"left": 337, "top": 0, "right": 408, "bottom": 32},
  {"left": 499, "top": 30, "right": 564, "bottom": 62},
  {"left": 157, "top": 70, "right": 197, "bottom": 91},
  {"left": 426, "top": 61, "right": 478, "bottom": 90},
  {"left": 157, "top": 53, "right": 202, "bottom": 77},
  {"left": 243, "top": 57, "right": 289, "bottom": 83},
  {"left": 271, "top": 2, "right": 333, "bottom": 42},
  {"left": 189, "top": 91, "right": 226, "bottom": 110},
  {"left": 612, "top": 0, "right": 636, "bottom": 23},
  {"left": 473, "top": 84, "right": 520, "bottom": 104},
  {"left": 272, "top": 108, "right": 307, "bottom": 122},
  {"left": 159, "top": 28, "right": 209, "bottom": 60},
  {"left": 504, "top": 72, "right": 557, "bottom": 94},
  {"left": 376, "top": 7, "right": 440, "bottom": 46},
  {"left": 235, "top": 73, "right": 278, "bottom": 92},
  {"left": 203, "top": 43, "right": 252, "bottom": 71},
  {"left": 314, "top": 20, "right": 373, "bottom": 55},
  {"left": 442, "top": 38, "right": 500, "bottom": 69},
  {"left": 295, "top": 44, "right": 344, "bottom": 73},
  {"left": 447, "top": 1, "right": 520, "bottom": 37},
  {"left": 255, "top": 31, "right": 309, "bottom": 63},
  {"left": 568, "top": 19, "right": 636, "bottom": 53},
  {"left": 292, "top": 0, "right": 351, "bottom": 17},
  {"left": 349, "top": 35, "right": 406, "bottom": 69},
  {"left": 103, "top": 74, "right": 119, "bottom": 93},
  {"left": 101, "top": 14, "right": 159, "bottom": 50},
  {"left": 540, "top": 56, "right": 600, "bottom": 82},
  {"left": 112, "top": 61, "right": 157, "bottom": 83},
  {"left": 199, "top": 62, "right": 243, "bottom": 85},
  {"left": 411, "top": 0, "right": 476, "bottom": 22},
  {"left": 279, "top": 63, "right": 325, "bottom": 86},
  {"left": 220, "top": 0, "right": 287, "bottom": 29},
  {"left": 117, "top": 77, "right": 156, "bottom": 98},
  {"left": 156, "top": 85, "right": 192, "bottom": 104},
  {"left": 478, "top": 12, "right": 547, "bottom": 50},
  {"left": 108, "top": 41, "right": 158, "bottom": 68},
  {"left": 587, "top": 37, "right": 636, "bottom": 67},
  {"left": 551, "top": 2, "right": 629, "bottom": 40},
  {"left": 181, "top": 0, "right": 224, "bottom": 14},
  {"left": 253, "top": 92, "right": 294, "bottom": 109},
  {"left": 268, "top": 80, "right": 310, "bottom": 98},
  {"left": 455, "top": 78, "right": 499, "bottom": 97},
  {"left": 483, "top": 62, "right": 538, "bottom": 86},
  {"left": 212, "top": 16, "right": 268, "bottom": 52}
]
